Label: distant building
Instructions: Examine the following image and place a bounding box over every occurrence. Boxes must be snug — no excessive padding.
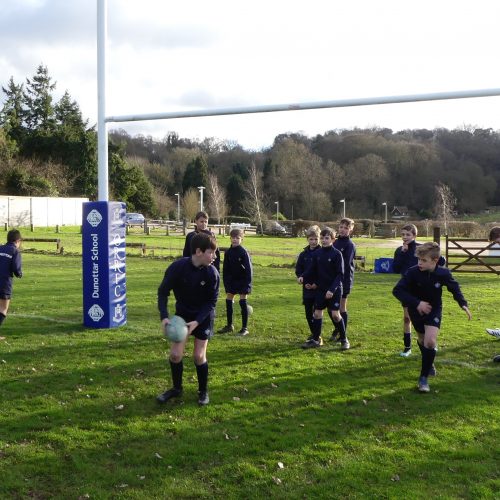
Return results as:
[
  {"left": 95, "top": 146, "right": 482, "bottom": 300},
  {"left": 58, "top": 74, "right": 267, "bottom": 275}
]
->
[{"left": 391, "top": 206, "right": 409, "bottom": 219}]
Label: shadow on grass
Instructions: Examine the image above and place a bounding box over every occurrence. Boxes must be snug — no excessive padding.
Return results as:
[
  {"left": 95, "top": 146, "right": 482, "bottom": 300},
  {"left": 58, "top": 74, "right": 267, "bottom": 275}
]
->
[{"left": 1, "top": 329, "right": 499, "bottom": 497}]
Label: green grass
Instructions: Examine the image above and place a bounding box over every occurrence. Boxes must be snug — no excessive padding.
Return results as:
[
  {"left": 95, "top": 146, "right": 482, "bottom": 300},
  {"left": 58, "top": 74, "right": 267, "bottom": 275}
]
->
[
  {"left": 17, "top": 226, "right": 400, "bottom": 268},
  {"left": 0, "top": 251, "right": 499, "bottom": 498}
]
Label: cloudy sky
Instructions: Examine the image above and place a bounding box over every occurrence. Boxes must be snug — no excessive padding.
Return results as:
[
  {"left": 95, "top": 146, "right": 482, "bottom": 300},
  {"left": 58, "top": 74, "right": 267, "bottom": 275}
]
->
[{"left": 1, "top": 0, "right": 500, "bottom": 150}]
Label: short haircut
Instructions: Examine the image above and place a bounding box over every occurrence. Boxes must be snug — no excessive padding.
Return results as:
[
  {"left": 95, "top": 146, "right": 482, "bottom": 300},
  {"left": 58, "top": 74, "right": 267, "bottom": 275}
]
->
[
  {"left": 488, "top": 226, "right": 500, "bottom": 242},
  {"left": 7, "top": 229, "right": 21, "bottom": 243},
  {"left": 230, "top": 228, "right": 244, "bottom": 238},
  {"left": 415, "top": 241, "right": 440, "bottom": 260},
  {"left": 190, "top": 232, "right": 217, "bottom": 255},
  {"left": 305, "top": 225, "right": 320, "bottom": 238},
  {"left": 320, "top": 227, "right": 336, "bottom": 239},
  {"left": 402, "top": 224, "right": 417, "bottom": 236},
  {"left": 195, "top": 211, "right": 209, "bottom": 221},
  {"left": 339, "top": 218, "right": 355, "bottom": 229}
]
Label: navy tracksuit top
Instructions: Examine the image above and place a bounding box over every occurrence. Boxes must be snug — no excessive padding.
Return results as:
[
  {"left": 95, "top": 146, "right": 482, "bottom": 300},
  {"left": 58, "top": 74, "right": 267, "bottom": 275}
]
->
[
  {"left": 295, "top": 245, "right": 319, "bottom": 299},
  {"left": 157, "top": 257, "right": 219, "bottom": 324},
  {"left": 333, "top": 236, "right": 356, "bottom": 295},
  {"left": 222, "top": 245, "right": 252, "bottom": 294},
  {"left": 304, "top": 245, "right": 344, "bottom": 294},
  {"left": 393, "top": 264, "right": 467, "bottom": 311},
  {"left": 0, "top": 242, "right": 22, "bottom": 295}
]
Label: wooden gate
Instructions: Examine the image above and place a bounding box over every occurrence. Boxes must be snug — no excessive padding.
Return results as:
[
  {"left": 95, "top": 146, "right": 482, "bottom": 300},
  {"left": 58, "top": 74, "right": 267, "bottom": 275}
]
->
[{"left": 445, "top": 236, "right": 500, "bottom": 274}]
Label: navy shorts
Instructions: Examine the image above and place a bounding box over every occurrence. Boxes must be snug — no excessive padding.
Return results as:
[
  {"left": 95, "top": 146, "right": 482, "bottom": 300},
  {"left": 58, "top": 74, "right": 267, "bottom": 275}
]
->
[
  {"left": 314, "top": 288, "right": 342, "bottom": 311},
  {"left": 177, "top": 311, "right": 215, "bottom": 341},
  {"left": 408, "top": 307, "right": 442, "bottom": 334},
  {"left": 0, "top": 293, "right": 11, "bottom": 300}
]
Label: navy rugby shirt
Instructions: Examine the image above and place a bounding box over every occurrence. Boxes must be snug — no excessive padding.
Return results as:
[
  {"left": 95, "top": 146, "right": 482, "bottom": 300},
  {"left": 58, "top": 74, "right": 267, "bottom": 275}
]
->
[
  {"left": 393, "top": 264, "right": 467, "bottom": 310},
  {"left": 295, "top": 245, "right": 319, "bottom": 299},
  {"left": 333, "top": 235, "right": 356, "bottom": 293},
  {"left": 182, "top": 229, "right": 221, "bottom": 271},
  {"left": 157, "top": 257, "right": 219, "bottom": 324},
  {"left": 0, "top": 242, "right": 22, "bottom": 295},
  {"left": 222, "top": 245, "right": 252, "bottom": 293},
  {"left": 304, "top": 245, "right": 344, "bottom": 294},
  {"left": 393, "top": 240, "right": 445, "bottom": 274}
]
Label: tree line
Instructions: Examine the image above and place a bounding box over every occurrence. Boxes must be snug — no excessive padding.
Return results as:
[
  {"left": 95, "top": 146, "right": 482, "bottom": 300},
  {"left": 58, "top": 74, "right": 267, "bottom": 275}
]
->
[{"left": 2, "top": 66, "right": 500, "bottom": 222}]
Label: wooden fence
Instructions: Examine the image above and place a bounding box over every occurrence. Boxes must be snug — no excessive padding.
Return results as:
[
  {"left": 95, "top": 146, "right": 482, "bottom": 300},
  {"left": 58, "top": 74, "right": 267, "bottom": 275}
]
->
[{"left": 445, "top": 237, "right": 500, "bottom": 274}]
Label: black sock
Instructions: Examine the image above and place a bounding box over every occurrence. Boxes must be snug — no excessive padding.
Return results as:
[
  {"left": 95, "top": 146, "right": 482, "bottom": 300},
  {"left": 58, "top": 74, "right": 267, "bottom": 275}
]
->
[
  {"left": 335, "top": 317, "right": 347, "bottom": 341},
  {"left": 312, "top": 317, "right": 323, "bottom": 341},
  {"left": 420, "top": 345, "right": 436, "bottom": 377},
  {"left": 403, "top": 332, "right": 412, "bottom": 349},
  {"left": 195, "top": 361, "right": 209, "bottom": 393},
  {"left": 304, "top": 300, "right": 315, "bottom": 334},
  {"left": 239, "top": 299, "right": 248, "bottom": 329},
  {"left": 169, "top": 360, "right": 183, "bottom": 391},
  {"left": 0, "top": 312, "right": 5, "bottom": 327},
  {"left": 226, "top": 299, "right": 233, "bottom": 326},
  {"left": 341, "top": 311, "right": 348, "bottom": 333}
]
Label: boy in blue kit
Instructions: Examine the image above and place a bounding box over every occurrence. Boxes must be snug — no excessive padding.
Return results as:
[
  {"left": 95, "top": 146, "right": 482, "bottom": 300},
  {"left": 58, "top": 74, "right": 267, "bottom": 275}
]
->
[
  {"left": 393, "top": 242, "right": 471, "bottom": 393},
  {"left": 393, "top": 224, "right": 445, "bottom": 356},
  {"left": 393, "top": 224, "right": 419, "bottom": 356},
  {"left": 157, "top": 232, "right": 219, "bottom": 406},
  {"left": 300, "top": 227, "right": 348, "bottom": 349},
  {"left": 295, "top": 225, "right": 320, "bottom": 338},
  {"left": 331, "top": 218, "right": 356, "bottom": 343},
  {"left": 0, "top": 229, "right": 23, "bottom": 341},
  {"left": 183, "top": 211, "right": 221, "bottom": 272},
  {"left": 218, "top": 228, "right": 253, "bottom": 336}
]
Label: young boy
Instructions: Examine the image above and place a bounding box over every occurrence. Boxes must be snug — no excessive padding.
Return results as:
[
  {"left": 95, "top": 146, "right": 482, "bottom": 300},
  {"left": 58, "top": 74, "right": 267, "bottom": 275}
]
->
[
  {"left": 295, "top": 225, "right": 320, "bottom": 338},
  {"left": 183, "top": 211, "right": 221, "bottom": 272},
  {"left": 0, "top": 229, "right": 23, "bottom": 341},
  {"left": 300, "top": 227, "right": 348, "bottom": 349},
  {"left": 157, "top": 232, "right": 219, "bottom": 406},
  {"left": 393, "top": 224, "right": 419, "bottom": 356},
  {"left": 218, "top": 228, "right": 253, "bottom": 336},
  {"left": 484, "top": 226, "right": 500, "bottom": 362},
  {"left": 393, "top": 242, "right": 471, "bottom": 393},
  {"left": 331, "top": 218, "right": 356, "bottom": 342}
]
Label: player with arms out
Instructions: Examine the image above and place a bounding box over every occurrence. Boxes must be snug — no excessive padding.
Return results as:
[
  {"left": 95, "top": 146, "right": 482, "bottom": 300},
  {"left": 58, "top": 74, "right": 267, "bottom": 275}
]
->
[{"left": 393, "top": 242, "right": 471, "bottom": 393}]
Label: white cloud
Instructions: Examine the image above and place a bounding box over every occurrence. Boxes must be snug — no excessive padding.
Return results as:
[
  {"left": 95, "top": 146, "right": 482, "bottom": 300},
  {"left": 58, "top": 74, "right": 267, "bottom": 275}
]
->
[{"left": 1, "top": 0, "right": 500, "bottom": 150}]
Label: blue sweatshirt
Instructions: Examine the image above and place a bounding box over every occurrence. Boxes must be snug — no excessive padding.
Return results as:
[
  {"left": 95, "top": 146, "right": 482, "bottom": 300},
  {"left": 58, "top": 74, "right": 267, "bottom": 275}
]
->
[
  {"left": 295, "top": 245, "right": 319, "bottom": 299},
  {"left": 393, "top": 264, "right": 467, "bottom": 310},
  {"left": 0, "top": 242, "right": 22, "bottom": 295},
  {"left": 304, "top": 245, "right": 344, "bottom": 295},
  {"left": 157, "top": 257, "right": 219, "bottom": 324},
  {"left": 333, "top": 236, "right": 356, "bottom": 294},
  {"left": 222, "top": 245, "right": 252, "bottom": 294}
]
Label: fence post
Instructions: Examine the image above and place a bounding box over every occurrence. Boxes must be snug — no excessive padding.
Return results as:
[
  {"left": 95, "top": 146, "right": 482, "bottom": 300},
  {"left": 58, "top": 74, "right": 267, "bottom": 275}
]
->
[
  {"left": 166, "top": 225, "right": 169, "bottom": 236},
  {"left": 433, "top": 226, "right": 441, "bottom": 246}
]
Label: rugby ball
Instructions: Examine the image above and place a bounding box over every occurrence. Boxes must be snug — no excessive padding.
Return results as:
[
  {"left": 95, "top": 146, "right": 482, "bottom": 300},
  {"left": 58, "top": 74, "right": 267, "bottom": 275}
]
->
[
  {"left": 165, "top": 315, "right": 188, "bottom": 343},
  {"left": 247, "top": 304, "right": 253, "bottom": 316}
]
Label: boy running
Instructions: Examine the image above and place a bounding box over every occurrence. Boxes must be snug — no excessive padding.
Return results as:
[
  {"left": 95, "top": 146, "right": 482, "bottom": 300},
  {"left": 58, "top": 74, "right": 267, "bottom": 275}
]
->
[{"left": 393, "top": 242, "right": 471, "bottom": 393}]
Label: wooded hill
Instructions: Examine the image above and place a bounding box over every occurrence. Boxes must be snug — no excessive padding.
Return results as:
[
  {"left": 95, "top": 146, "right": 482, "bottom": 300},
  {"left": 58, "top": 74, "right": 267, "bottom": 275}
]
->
[{"left": 2, "top": 66, "right": 500, "bottom": 221}]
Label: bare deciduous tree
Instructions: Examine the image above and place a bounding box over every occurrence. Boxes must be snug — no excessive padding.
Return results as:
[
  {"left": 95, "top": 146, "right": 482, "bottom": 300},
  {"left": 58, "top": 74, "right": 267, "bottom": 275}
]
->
[
  {"left": 206, "top": 172, "right": 228, "bottom": 224},
  {"left": 182, "top": 188, "right": 199, "bottom": 222},
  {"left": 434, "top": 182, "right": 456, "bottom": 235},
  {"left": 242, "top": 162, "right": 265, "bottom": 235}
]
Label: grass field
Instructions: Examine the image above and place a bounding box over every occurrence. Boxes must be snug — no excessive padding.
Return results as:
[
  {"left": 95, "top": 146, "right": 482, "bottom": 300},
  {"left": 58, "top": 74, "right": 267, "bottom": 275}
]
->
[{"left": 0, "top": 241, "right": 499, "bottom": 498}]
